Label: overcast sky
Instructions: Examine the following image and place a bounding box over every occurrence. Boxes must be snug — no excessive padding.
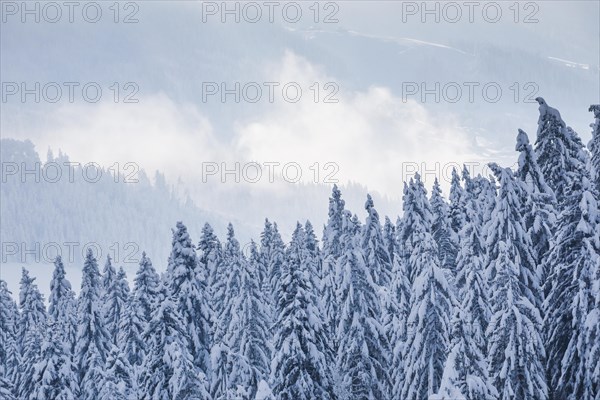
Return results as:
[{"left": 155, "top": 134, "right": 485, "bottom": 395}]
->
[{"left": 2, "top": 0, "right": 599, "bottom": 213}]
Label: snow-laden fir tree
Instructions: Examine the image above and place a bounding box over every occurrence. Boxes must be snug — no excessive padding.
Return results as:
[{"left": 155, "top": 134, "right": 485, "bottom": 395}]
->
[
  {"left": 361, "top": 194, "right": 392, "bottom": 287},
  {"left": 118, "top": 251, "right": 159, "bottom": 368},
  {"left": 167, "top": 221, "right": 212, "bottom": 378},
  {"left": 48, "top": 255, "right": 77, "bottom": 350},
  {"left": 401, "top": 175, "right": 453, "bottom": 400},
  {"left": 337, "top": 210, "right": 391, "bottom": 400},
  {"left": 0, "top": 280, "right": 18, "bottom": 398},
  {"left": 271, "top": 223, "right": 334, "bottom": 400},
  {"left": 484, "top": 163, "right": 542, "bottom": 309},
  {"left": 198, "top": 222, "right": 223, "bottom": 306},
  {"left": 31, "top": 320, "right": 78, "bottom": 400},
  {"left": 102, "top": 254, "right": 117, "bottom": 293},
  {"left": 16, "top": 268, "right": 47, "bottom": 400},
  {"left": 430, "top": 178, "right": 459, "bottom": 281},
  {"left": 534, "top": 97, "right": 588, "bottom": 206},
  {"left": 455, "top": 180, "right": 491, "bottom": 350},
  {"left": 389, "top": 242, "right": 411, "bottom": 397},
  {"left": 140, "top": 283, "right": 209, "bottom": 400},
  {"left": 264, "top": 221, "right": 285, "bottom": 311},
  {"left": 586, "top": 247, "right": 600, "bottom": 400},
  {"left": 399, "top": 175, "right": 435, "bottom": 283},
  {"left": 543, "top": 161, "right": 600, "bottom": 399},
  {"left": 589, "top": 104, "right": 600, "bottom": 194},
  {"left": 76, "top": 248, "right": 112, "bottom": 400},
  {"left": 224, "top": 241, "right": 272, "bottom": 399},
  {"left": 214, "top": 223, "right": 244, "bottom": 344},
  {"left": 320, "top": 185, "right": 346, "bottom": 353},
  {"left": 99, "top": 345, "right": 133, "bottom": 400},
  {"left": 382, "top": 216, "right": 397, "bottom": 265},
  {"left": 432, "top": 304, "right": 496, "bottom": 400},
  {"left": 449, "top": 167, "right": 466, "bottom": 234},
  {"left": 485, "top": 164, "right": 547, "bottom": 400},
  {"left": 104, "top": 265, "right": 130, "bottom": 345},
  {"left": 473, "top": 174, "right": 497, "bottom": 241},
  {"left": 132, "top": 251, "right": 160, "bottom": 323},
  {"left": 515, "top": 129, "right": 557, "bottom": 282}
]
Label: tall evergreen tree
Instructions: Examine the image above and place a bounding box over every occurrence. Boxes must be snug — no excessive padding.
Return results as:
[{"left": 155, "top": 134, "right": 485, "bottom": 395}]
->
[
  {"left": 225, "top": 241, "right": 272, "bottom": 399},
  {"left": 271, "top": 223, "right": 334, "bottom": 400},
  {"left": 99, "top": 345, "right": 134, "bottom": 400},
  {"left": 337, "top": 219, "right": 391, "bottom": 400},
  {"left": 486, "top": 164, "right": 547, "bottom": 400},
  {"left": 48, "top": 256, "right": 77, "bottom": 344},
  {"left": 361, "top": 194, "right": 392, "bottom": 287},
  {"left": 433, "top": 304, "right": 496, "bottom": 400},
  {"left": 399, "top": 174, "right": 434, "bottom": 283},
  {"left": 321, "top": 185, "right": 346, "bottom": 354},
  {"left": 544, "top": 161, "right": 600, "bottom": 399},
  {"left": 76, "top": 248, "right": 111, "bottom": 400},
  {"left": 104, "top": 266, "right": 130, "bottom": 345},
  {"left": 133, "top": 251, "right": 160, "bottom": 323},
  {"left": 534, "top": 97, "right": 587, "bottom": 205},
  {"left": 198, "top": 222, "right": 223, "bottom": 305},
  {"left": 485, "top": 163, "right": 541, "bottom": 309},
  {"left": 140, "top": 284, "right": 209, "bottom": 400},
  {"left": 515, "top": 129, "right": 557, "bottom": 282},
  {"left": 16, "top": 268, "right": 47, "bottom": 400},
  {"left": 430, "top": 178, "right": 459, "bottom": 280},
  {"left": 449, "top": 167, "right": 466, "bottom": 234},
  {"left": 214, "top": 223, "right": 244, "bottom": 345},
  {"left": 589, "top": 104, "right": 600, "bottom": 194},
  {"left": 31, "top": 320, "right": 78, "bottom": 400},
  {"left": 0, "top": 280, "right": 18, "bottom": 398},
  {"left": 167, "top": 221, "right": 212, "bottom": 378},
  {"left": 119, "top": 251, "right": 159, "bottom": 369},
  {"left": 401, "top": 176, "right": 453, "bottom": 400}
]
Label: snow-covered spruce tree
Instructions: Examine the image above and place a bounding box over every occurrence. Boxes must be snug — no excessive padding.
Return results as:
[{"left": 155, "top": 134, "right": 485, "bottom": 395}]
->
[
  {"left": 534, "top": 97, "right": 588, "bottom": 206},
  {"left": 224, "top": 241, "right": 272, "bottom": 399},
  {"left": 337, "top": 211, "right": 391, "bottom": 400},
  {"left": 167, "top": 221, "right": 212, "bottom": 378},
  {"left": 104, "top": 265, "right": 130, "bottom": 345},
  {"left": 485, "top": 164, "right": 547, "bottom": 400},
  {"left": 401, "top": 176, "right": 453, "bottom": 400},
  {"left": 589, "top": 104, "right": 600, "bottom": 194},
  {"left": 214, "top": 223, "right": 244, "bottom": 344},
  {"left": 76, "top": 248, "right": 111, "bottom": 400},
  {"left": 198, "top": 222, "right": 223, "bottom": 304},
  {"left": 455, "top": 182, "right": 491, "bottom": 351},
  {"left": 48, "top": 255, "right": 77, "bottom": 350},
  {"left": 102, "top": 254, "right": 117, "bottom": 293},
  {"left": 31, "top": 320, "right": 78, "bottom": 400},
  {"left": 118, "top": 296, "right": 145, "bottom": 383},
  {"left": 389, "top": 244, "right": 411, "bottom": 397},
  {"left": 432, "top": 304, "right": 496, "bottom": 400},
  {"left": 383, "top": 216, "right": 397, "bottom": 265},
  {"left": 361, "top": 194, "right": 392, "bottom": 287},
  {"left": 515, "top": 129, "right": 557, "bottom": 284},
  {"left": 586, "top": 251, "right": 600, "bottom": 400},
  {"left": 304, "top": 220, "right": 323, "bottom": 287},
  {"left": 544, "top": 162, "right": 600, "bottom": 400},
  {"left": 430, "top": 178, "right": 459, "bottom": 280},
  {"left": 16, "top": 268, "right": 47, "bottom": 400},
  {"left": 399, "top": 175, "right": 435, "bottom": 283},
  {"left": 140, "top": 284, "right": 209, "bottom": 400},
  {"left": 474, "top": 174, "right": 497, "bottom": 240},
  {"left": 271, "top": 223, "right": 334, "bottom": 400},
  {"left": 132, "top": 251, "right": 160, "bottom": 323},
  {"left": 321, "top": 185, "right": 346, "bottom": 353},
  {"left": 484, "top": 163, "right": 542, "bottom": 310},
  {"left": 449, "top": 167, "right": 466, "bottom": 234},
  {"left": 265, "top": 221, "right": 286, "bottom": 311},
  {"left": 0, "top": 280, "right": 19, "bottom": 398},
  {"left": 99, "top": 345, "right": 133, "bottom": 400},
  {"left": 118, "top": 251, "right": 159, "bottom": 368}
]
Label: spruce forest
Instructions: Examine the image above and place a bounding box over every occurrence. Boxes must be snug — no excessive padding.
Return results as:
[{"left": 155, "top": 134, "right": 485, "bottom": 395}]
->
[{"left": 2, "top": 98, "right": 600, "bottom": 400}]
